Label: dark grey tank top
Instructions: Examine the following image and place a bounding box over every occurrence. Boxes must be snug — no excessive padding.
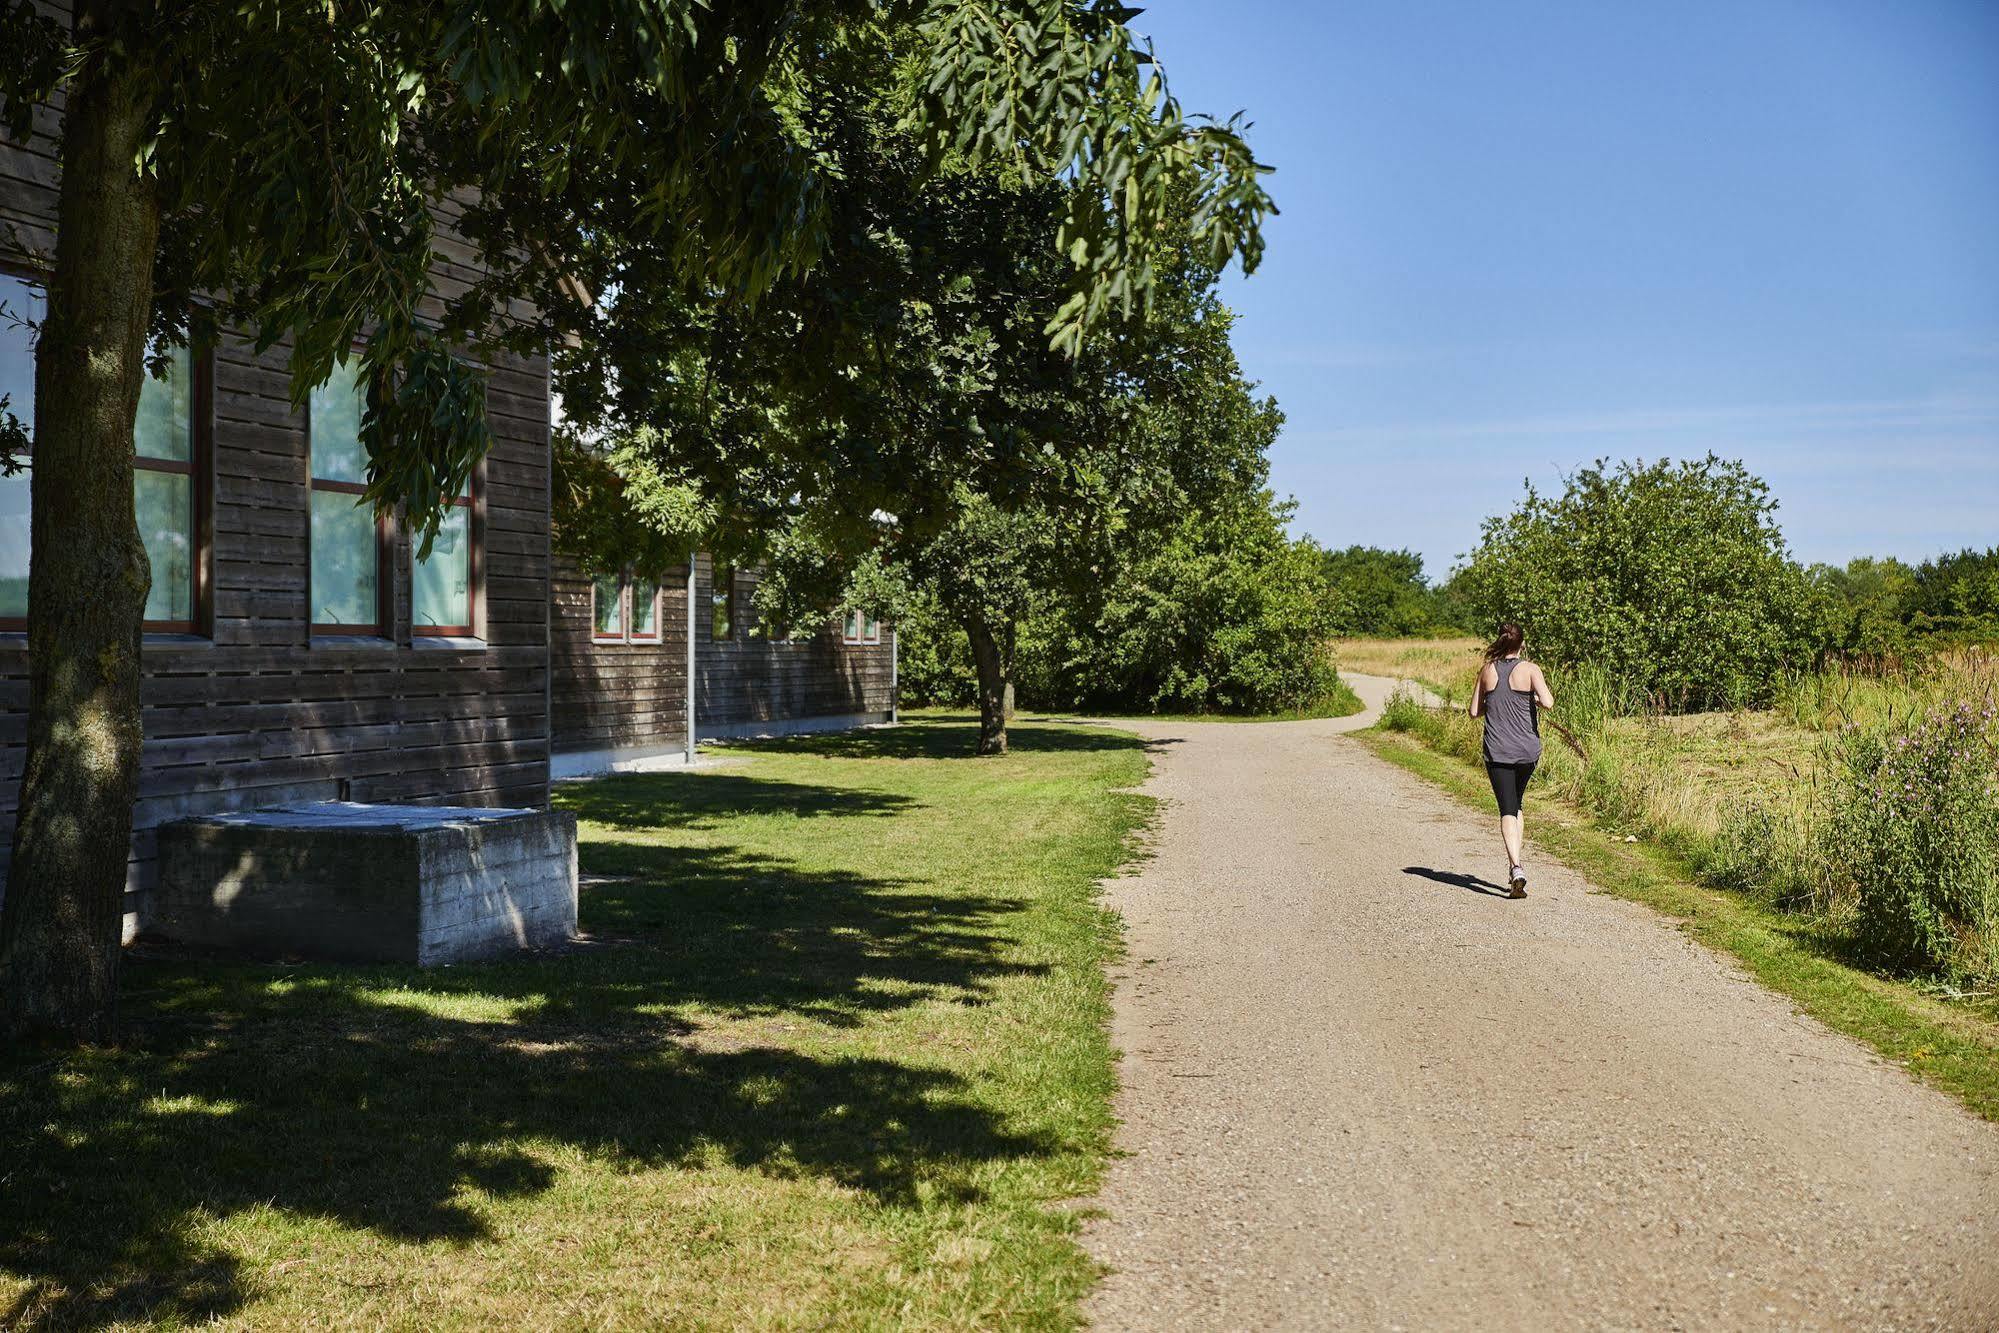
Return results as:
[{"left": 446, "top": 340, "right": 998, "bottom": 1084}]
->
[{"left": 1483, "top": 658, "right": 1542, "bottom": 764}]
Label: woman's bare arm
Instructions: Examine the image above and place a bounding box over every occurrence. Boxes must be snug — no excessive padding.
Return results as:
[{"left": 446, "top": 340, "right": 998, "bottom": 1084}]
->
[
  {"left": 1532, "top": 663, "right": 1555, "bottom": 710},
  {"left": 1469, "top": 664, "right": 1491, "bottom": 718}
]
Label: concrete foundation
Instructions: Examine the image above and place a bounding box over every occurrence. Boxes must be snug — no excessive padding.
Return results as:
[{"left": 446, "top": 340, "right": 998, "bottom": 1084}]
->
[
  {"left": 156, "top": 802, "right": 578, "bottom": 965},
  {"left": 550, "top": 742, "right": 701, "bottom": 781}
]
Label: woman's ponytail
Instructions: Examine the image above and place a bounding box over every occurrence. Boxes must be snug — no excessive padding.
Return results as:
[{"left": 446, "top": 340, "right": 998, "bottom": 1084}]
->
[{"left": 1485, "top": 623, "right": 1524, "bottom": 662}]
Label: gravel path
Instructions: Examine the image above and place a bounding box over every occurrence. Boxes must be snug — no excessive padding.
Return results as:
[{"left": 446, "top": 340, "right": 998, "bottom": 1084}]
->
[{"left": 1082, "top": 675, "right": 1999, "bottom": 1331}]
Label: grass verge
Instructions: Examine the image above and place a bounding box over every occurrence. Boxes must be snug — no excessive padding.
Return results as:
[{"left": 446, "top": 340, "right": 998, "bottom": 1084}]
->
[
  {"left": 0, "top": 716, "right": 1152, "bottom": 1329},
  {"left": 1357, "top": 724, "right": 1999, "bottom": 1124}
]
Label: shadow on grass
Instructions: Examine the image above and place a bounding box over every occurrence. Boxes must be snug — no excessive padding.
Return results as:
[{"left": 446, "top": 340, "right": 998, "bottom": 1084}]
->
[
  {"left": 1, "top": 768, "right": 1052, "bottom": 1329},
  {"left": 571, "top": 770, "right": 919, "bottom": 831},
  {"left": 724, "top": 714, "right": 1163, "bottom": 761}
]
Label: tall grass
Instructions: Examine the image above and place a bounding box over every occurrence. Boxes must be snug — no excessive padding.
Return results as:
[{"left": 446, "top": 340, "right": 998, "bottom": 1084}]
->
[{"left": 1380, "top": 650, "right": 1999, "bottom": 985}]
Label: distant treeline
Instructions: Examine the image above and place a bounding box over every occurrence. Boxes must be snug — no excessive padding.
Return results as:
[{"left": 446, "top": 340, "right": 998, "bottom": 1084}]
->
[
  {"left": 901, "top": 453, "right": 1997, "bottom": 717},
  {"left": 1813, "top": 548, "right": 1999, "bottom": 657},
  {"left": 1318, "top": 536, "right": 1999, "bottom": 659},
  {"left": 1334, "top": 456, "right": 1999, "bottom": 710}
]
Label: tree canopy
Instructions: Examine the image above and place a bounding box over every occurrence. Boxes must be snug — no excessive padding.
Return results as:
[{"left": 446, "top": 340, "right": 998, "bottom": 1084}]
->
[
  {"left": 1454, "top": 456, "right": 1825, "bottom": 709},
  {"left": 0, "top": 0, "right": 1274, "bottom": 1037},
  {"left": 4, "top": 0, "right": 1274, "bottom": 538}
]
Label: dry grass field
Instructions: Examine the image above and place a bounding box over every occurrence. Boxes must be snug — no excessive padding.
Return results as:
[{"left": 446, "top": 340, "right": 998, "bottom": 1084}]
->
[{"left": 1332, "top": 636, "right": 1481, "bottom": 694}]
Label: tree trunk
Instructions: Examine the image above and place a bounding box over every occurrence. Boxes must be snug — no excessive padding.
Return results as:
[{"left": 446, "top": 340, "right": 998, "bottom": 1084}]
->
[
  {"left": 0, "top": 14, "right": 160, "bottom": 1044},
  {"left": 964, "top": 616, "right": 1013, "bottom": 756}
]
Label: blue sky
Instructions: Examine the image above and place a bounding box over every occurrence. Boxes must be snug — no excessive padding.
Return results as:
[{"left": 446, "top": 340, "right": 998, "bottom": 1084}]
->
[{"left": 1131, "top": 0, "right": 1999, "bottom": 577}]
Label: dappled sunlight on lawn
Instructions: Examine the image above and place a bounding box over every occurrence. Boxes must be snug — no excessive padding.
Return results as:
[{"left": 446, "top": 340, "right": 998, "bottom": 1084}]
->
[{"left": 0, "top": 718, "right": 1151, "bottom": 1328}]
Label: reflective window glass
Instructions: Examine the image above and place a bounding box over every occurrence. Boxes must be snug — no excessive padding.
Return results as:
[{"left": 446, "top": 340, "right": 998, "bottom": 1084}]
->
[
  {"left": 309, "top": 359, "right": 368, "bottom": 484},
  {"left": 134, "top": 469, "right": 193, "bottom": 623},
  {"left": 414, "top": 504, "right": 471, "bottom": 631},
  {"left": 134, "top": 344, "right": 192, "bottom": 462},
  {"left": 593, "top": 572, "right": 624, "bottom": 638},
  {"left": 0, "top": 274, "right": 41, "bottom": 620},
  {"left": 711, "top": 565, "right": 733, "bottom": 640},
  {"left": 631, "top": 578, "right": 660, "bottom": 639},
  {"left": 310, "top": 490, "right": 378, "bottom": 626},
  {"left": 0, "top": 466, "right": 28, "bottom": 620}
]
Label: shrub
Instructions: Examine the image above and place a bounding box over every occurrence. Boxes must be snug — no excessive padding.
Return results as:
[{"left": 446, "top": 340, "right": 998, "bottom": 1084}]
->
[
  {"left": 1378, "top": 685, "right": 1432, "bottom": 734},
  {"left": 1824, "top": 701, "right": 1999, "bottom": 979},
  {"left": 1027, "top": 493, "right": 1344, "bottom": 715},
  {"left": 892, "top": 588, "right": 979, "bottom": 707},
  {"left": 1454, "top": 456, "right": 1826, "bottom": 710}
]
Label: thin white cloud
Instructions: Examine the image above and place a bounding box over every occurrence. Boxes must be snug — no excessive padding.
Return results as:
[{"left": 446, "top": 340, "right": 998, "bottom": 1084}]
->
[{"left": 1282, "top": 395, "right": 1999, "bottom": 449}]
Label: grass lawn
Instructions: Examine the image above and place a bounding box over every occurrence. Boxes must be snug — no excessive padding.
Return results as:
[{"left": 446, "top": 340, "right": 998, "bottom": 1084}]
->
[
  {"left": 1358, "top": 725, "right": 1999, "bottom": 1123},
  {"left": 0, "top": 716, "right": 1152, "bottom": 1329}
]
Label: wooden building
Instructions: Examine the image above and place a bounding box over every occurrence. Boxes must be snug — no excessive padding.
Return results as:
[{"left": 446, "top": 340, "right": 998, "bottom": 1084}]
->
[
  {"left": 2, "top": 116, "right": 895, "bottom": 937},
  {"left": 550, "top": 553, "right": 896, "bottom": 779},
  {"left": 2, "top": 109, "right": 555, "bottom": 937}
]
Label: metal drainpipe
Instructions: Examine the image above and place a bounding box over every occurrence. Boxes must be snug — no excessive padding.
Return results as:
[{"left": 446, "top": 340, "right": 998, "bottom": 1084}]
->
[
  {"left": 684, "top": 551, "right": 697, "bottom": 764},
  {"left": 890, "top": 622, "right": 899, "bottom": 723}
]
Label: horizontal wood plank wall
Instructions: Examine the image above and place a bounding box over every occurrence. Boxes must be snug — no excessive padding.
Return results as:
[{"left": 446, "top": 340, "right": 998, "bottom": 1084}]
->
[
  {"left": 0, "top": 120, "right": 553, "bottom": 929},
  {"left": 694, "top": 556, "right": 895, "bottom": 731},
  {"left": 549, "top": 555, "right": 691, "bottom": 757}
]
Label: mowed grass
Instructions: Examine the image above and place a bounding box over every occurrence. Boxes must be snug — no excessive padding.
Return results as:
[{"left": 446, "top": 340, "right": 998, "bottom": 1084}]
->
[{"left": 0, "top": 716, "right": 1153, "bottom": 1330}]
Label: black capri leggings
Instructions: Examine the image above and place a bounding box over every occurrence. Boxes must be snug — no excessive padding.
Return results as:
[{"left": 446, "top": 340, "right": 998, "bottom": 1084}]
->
[{"left": 1486, "top": 761, "right": 1537, "bottom": 817}]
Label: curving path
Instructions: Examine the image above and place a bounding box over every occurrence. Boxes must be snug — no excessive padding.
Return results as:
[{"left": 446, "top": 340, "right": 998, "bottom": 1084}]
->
[{"left": 1081, "top": 675, "right": 1999, "bottom": 1331}]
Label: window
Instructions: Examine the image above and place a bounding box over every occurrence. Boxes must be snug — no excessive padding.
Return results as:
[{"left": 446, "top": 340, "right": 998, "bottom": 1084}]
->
[
  {"left": 591, "top": 571, "right": 625, "bottom": 641},
  {"left": 629, "top": 576, "right": 661, "bottom": 642},
  {"left": 133, "top": 342, "right": 198, "bottom": 630},
  {"left": 842, "top": 610, "right": 881, "bottom": 645},
  {"left": 710, "top": 563, "right": 734, "bottom": 641},
  {"left": 0, "top": 271, "right": 42, "bottom": 624},
  {"left": 592, "top": 569, "right": 664, "bottom": 645},
  {"left": 308, "top": 359, "right": 384, "bottom": 634},
  {"left": 1, "top": 271, "right": 206, "bottom": 632},
  {"left": 413, "top": 471, "right": 477, "bottom": 636}
]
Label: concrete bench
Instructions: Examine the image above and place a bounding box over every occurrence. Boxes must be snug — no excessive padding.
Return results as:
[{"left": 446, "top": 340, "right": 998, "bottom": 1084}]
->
[{"left": 156, "top": 803, "right": 578, "bottom": 966}]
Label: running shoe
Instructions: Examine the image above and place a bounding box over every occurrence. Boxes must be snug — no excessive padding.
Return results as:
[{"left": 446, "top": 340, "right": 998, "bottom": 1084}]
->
[{"left": 1507, "top": 865, "right": 1527, "bottom": 898}]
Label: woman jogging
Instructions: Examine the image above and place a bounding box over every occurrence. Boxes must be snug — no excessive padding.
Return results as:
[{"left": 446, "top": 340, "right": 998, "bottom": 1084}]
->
[{"left": 1467, "top": 623, "right": 1554, "bottom": 898}]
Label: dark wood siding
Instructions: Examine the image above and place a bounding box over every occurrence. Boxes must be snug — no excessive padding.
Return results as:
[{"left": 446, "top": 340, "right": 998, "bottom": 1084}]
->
[
  {"left": 549, "top": 555, "right": 691, "bottom": 759},
  {"left": 549, "top": 553, "right": 896, "bottom": 760},
  {"left": 0, "top": 113, "right": 553, "bottom": 930},
  {"left": 694, "top": 555, "right": 895, "bottom": 733}
]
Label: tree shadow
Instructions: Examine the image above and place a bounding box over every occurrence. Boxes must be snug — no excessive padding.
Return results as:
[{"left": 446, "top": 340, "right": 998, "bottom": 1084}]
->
[
  {"left": 1402, "top": 866, "right": 1514, "bottom": 898},
  {"left": 568, "top": 770, "right": 918, "bottom": 831},
  {"left": 1, "top": 770, "right": 1055, "bottom": 1328},
  {"left": 725, "top": 715, "right": 1157, "bottom": 760}
]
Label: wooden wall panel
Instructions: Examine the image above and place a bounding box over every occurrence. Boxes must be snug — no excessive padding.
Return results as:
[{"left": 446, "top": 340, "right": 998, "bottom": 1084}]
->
[
  {"left": 549, "top": 556, "right": 692, "bottom": 757},
  {"left": 549, "top": 553, "right": 897, "bottom": 760},
  {"left": 692, "top": 556, "right": 895, "bottom": 732}
]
